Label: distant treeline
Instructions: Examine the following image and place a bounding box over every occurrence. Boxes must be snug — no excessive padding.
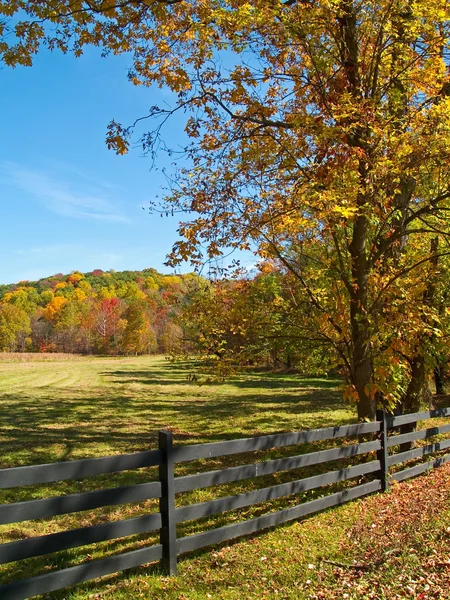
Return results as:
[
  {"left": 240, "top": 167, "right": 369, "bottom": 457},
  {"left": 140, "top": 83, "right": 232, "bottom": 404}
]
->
[
  {"left": 0, "top": 268, "right": 200, "bottom": 355},
  {"left": 0, "top": 266, "right": 333, "bottom": 373}
]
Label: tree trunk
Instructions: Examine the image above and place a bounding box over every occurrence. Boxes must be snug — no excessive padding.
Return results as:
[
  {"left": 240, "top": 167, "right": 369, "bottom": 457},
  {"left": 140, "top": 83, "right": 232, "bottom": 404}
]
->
[
  {"left": 340, "top": 1, "right": 376, "bottom": 421},
  {"left": 354, "top": 351, "right": 375, "bottom": 421},
  {"left": 434, "top": 366, "right": 444, "bottom": 395},
  {"left": 350, "top": 209, "right": 375, "bottom": 421},
  {"left": 399, "top": 354, "right": 432, "bottom": 452}
]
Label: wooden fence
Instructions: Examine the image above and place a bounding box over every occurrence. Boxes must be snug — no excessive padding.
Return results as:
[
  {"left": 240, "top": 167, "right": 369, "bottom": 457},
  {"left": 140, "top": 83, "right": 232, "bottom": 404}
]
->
[{"left": 0, "top": 406, "right": 449, "bottom": 599}]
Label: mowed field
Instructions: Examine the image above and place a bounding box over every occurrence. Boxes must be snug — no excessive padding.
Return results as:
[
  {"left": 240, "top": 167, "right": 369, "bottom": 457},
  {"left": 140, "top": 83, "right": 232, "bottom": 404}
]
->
[
  {"left": 0, "top": 355, "right": 449, "bottom": 600},
  {"left": 0, "top": 354, "right": 349, "bottom": 467}
]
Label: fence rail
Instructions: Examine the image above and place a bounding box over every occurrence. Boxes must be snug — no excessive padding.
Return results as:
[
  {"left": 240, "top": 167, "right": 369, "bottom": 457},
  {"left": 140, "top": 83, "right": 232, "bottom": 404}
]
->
[
  {"left": 0, "top": 407, "right": 449, "bottom": 599},
  {"left": 0, "top": 449, "right": 162, "bottom": 489}
]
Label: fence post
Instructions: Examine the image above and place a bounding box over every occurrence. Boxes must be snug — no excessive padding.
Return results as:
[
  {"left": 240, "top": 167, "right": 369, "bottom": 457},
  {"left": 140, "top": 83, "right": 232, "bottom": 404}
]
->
[
  {"left": 376, "top": 409, "right": 389, "bottom": 492},
  {"left": 158, "top": 430, "right": 177, "bottom": 575}
]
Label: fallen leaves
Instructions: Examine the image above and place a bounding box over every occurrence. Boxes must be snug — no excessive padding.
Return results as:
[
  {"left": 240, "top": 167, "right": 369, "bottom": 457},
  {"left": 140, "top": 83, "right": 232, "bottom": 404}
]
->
[{"left": 312, "top": 463, "right": 450, "bottom": 599}]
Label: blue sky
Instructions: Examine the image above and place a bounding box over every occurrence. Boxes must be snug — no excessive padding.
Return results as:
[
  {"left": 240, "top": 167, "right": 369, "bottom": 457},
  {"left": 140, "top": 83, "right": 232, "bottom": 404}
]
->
[{"left": 1, "top": 46, "right": 250, "bottom": 285}]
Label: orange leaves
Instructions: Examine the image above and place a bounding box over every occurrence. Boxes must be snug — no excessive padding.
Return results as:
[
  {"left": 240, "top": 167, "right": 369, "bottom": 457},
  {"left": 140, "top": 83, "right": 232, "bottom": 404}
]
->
[
  {"left": 43, "top": 296, "right": 68, "bottom": 323},
  {"left": 343, "top": 385, "right": 359, "bottom": 404}
]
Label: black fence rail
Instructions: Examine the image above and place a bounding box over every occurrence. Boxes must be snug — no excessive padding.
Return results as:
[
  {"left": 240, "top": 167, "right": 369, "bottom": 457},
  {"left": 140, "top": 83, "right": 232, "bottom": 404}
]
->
[
  {"left": 0, "top": 406, "right": 449, "bottom": 599},
  {"left": 385, "top": 408, "right": 450, "bottom": 481}
]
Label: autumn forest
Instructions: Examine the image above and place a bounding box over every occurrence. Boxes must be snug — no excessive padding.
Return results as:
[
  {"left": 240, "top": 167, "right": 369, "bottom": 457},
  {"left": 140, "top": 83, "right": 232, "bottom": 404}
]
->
[
  {"left": 2, "top": 0, "right": 450, "bottom": 424},
  {"left": 2, "top": 2, "right": 450, "bottom": 595},
  {"left": 0, "top": 268, "right": 195, "bottom": 356},
  {"left": 0, "top": 265, "right": 328, "bottom": 369}
]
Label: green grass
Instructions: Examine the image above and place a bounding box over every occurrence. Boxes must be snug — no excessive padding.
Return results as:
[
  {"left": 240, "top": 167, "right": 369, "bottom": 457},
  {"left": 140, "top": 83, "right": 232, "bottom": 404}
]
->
[
  {"left": 0, "top": 355, "right": 449, "bottom": 599},
  {"left": 0, "top": 354, "right": 349, "bottom": 465}
]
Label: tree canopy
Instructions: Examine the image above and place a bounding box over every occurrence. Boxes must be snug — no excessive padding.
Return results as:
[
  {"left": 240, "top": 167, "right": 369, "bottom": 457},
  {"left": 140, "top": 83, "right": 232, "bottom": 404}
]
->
[
  {"left": 2, "top": 0, "right": 450, "bottom": 418},
  {"left": 0, "top": 268, "right": 197, "bottom": 354}
]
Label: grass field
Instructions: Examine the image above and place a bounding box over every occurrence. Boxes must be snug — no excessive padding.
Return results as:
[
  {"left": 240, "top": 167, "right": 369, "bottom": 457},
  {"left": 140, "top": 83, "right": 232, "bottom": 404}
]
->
[
  {"left": 0, "top": 354, "right": 350, "bottom": 466},
  {"left": 0, "top": 354, "right": 449, "bottom": 599}
]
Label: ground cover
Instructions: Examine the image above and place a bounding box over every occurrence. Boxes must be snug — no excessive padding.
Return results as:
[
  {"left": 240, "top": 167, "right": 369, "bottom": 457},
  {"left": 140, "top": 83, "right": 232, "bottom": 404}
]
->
[
  {"left": 93, "top": 463, "right": 449, "bottom": 600},
  {"left": 0, "top": 355, "right": 448, "bottom": 599},
  {"left": 0, "top": 354, "right": 348, "bottom": 465}
]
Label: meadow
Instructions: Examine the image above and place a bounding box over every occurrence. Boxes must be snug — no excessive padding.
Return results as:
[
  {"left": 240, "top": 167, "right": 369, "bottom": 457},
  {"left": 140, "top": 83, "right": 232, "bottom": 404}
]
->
[
  {"left": 0, "top": 354, "right": 449, "bottom": 599},
  {"left": 0, "top": 354, "right": 350, "bottom": 466}
]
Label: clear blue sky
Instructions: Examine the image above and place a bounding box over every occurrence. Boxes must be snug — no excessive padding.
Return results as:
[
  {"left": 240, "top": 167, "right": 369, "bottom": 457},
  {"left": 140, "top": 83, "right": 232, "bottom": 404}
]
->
[{"left": 1, "top": 46, "right": 252, "bottom": 285}]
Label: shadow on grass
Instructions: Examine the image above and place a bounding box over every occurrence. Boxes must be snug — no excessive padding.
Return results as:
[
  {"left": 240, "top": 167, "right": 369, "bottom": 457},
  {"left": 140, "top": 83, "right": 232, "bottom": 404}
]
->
[
  {"left": 0, "top": 387, "right": 348, "bottom": 471},
  {"left": 7, "top": 484, "right": 366, "bottom": 600},
  {"left": 233, "top": 377, "right": 339, "bottom": 389},
  {"left": 31, "top": 521, "right": 285, "bottom": 600},
  {"left": 103, "top": 368, "right": 340, "bottom": 389},
  {"left": 0, "top": 357, "right": 349, "bottom": 474}
]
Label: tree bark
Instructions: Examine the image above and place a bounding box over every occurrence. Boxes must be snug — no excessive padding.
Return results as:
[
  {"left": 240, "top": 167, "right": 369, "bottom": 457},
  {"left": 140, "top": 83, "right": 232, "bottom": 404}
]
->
[
  {"left": 434, "top": 366, "right": 444, "bottom": 395},
  {"left": 338, "top": 2, "right": 376, "bottom": 421},
  {"left": 350, "top": 209, "right": 375, "bottom": 421},
  {"left": 399, "top": 353, "right": 432, "bottom": 452}
]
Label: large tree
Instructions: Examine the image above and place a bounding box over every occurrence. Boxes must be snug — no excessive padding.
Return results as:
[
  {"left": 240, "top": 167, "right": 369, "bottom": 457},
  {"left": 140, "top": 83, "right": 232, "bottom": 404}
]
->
[{"left": 3, "top": 0, "right": 450, "bottom": 418}]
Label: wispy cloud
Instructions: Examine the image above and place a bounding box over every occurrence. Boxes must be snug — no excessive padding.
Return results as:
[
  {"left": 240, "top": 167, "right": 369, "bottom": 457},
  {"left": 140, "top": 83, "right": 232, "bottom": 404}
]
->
[{"left": 1, "top": 161, "right": 130, "bottom": 223}]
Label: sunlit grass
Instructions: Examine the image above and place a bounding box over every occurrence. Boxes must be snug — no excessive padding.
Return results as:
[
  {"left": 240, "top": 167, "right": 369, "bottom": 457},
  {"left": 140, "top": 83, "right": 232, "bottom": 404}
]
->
[
  {"left": 1, "top": 355, "right": 448, "bottom": 599},
  {"left": 0, "top": 355, "right": 349, "bottom": 465}
]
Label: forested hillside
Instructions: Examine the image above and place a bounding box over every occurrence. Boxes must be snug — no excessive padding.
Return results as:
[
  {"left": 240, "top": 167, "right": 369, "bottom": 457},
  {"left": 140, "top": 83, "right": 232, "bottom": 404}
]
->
[
  {"left": 0, "top": 265, "right": 332, "bottom": 371},
  {"left": 0, "top": 269, "right": 199, "bottom": 355}
]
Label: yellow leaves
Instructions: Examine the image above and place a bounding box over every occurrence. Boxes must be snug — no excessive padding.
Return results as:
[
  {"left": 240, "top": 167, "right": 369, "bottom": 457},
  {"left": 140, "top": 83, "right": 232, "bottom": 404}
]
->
[
  {"left": 43, "top": 296, "right": 67, "bottom": 322},
  {"left": 278, "top": 213, "right": 312, "bottom": 235},
  {"left": 144, "top": 277, "right": 159, "bottom": 292},
  {"left": 67, "top": 272, "right": 84, "bottom": 285},
  {"left": 97, "top": 286, "right": 115, "bottom": 300},
  {"left": 158, "top": 60, "right": 191, "bottom": 92},
  {"left": 331, "top": 205, "right": 358, "bottom": 219},
  {"left": 71, "top": 288, "right": 86, "bottom": 303}
]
